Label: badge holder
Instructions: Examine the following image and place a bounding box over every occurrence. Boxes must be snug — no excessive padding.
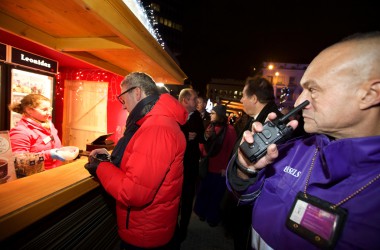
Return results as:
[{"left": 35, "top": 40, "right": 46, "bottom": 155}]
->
[{"left": 286, "top": 191, "right": 347, "bottom": 249}]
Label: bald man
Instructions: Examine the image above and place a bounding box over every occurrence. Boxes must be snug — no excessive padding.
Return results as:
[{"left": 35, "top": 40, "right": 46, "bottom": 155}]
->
[{"left": 227, "top": 32, "right": 380, "bottom": 249}]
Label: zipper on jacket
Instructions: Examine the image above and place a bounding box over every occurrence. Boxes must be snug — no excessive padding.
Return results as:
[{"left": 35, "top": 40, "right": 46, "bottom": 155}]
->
[{"left": 126, "top": 206, "right": 131, "bottom": 229}]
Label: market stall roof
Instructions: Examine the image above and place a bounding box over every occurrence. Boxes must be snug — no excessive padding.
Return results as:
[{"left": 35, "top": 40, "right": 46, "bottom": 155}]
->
[{"left": 0, "top": 0, "right": 187, "bottom": 84}]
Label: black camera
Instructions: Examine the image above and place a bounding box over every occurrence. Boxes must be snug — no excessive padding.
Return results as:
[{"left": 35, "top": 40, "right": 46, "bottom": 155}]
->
[{"left": 239, "top": 100, "right": 309, "bottom": 163}]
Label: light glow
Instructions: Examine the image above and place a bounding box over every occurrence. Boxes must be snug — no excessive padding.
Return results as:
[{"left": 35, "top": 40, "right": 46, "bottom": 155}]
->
[{"left": 122, "top": 0, "right": 164, "bottom": 48}]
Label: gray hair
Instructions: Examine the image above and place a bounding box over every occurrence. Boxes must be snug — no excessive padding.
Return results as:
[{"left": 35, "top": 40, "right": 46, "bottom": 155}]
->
[{"left": 121, "top": 72, "right": 159, "bottom": 96}]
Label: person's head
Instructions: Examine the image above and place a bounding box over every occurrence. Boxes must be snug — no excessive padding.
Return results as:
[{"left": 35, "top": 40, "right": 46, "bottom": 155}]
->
[
  {"left": 295, "top": 31, "right": 380, "bottom": 139},
  {"left": 178, "top": 88, "right": 198, "bottom": 113},
  {"left": 118, "top": 72, "right": 159, "bottom": 112},
  {"left": 196, "top": 96, "right": 207, "bottom": 113},
  {"left": 210, "top": 105, "right": 227, "bottom": 124},
  {"left": 240, "top": 77, "right": 275, "bottom": 117},
  {"left": 8, "top": 94, "right": 52, "bottom": 122}
]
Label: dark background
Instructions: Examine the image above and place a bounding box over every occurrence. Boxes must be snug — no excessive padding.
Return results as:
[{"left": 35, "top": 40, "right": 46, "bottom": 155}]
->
[{"left": 178, "top": 0, "right": 379, "bottom": 92}]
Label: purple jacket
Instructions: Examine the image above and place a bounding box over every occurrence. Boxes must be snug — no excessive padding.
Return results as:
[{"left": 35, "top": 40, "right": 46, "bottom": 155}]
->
[{"left": 227, "top": 134, "right": 380, "bottom": 249}]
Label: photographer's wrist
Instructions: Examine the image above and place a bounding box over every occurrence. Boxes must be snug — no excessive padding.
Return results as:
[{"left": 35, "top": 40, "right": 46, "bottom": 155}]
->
[{"left": 235, "top": 158, "right": 259, "bottom": 177}]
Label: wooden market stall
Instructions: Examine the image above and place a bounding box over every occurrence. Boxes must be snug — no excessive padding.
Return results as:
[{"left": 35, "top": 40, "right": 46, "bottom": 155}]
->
[{"left": 0, "top": 0, "right": 186, "bottom": 247}]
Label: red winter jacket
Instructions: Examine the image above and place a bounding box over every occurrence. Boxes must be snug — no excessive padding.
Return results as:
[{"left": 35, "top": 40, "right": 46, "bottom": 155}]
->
[
  {"left": 96, "top": 94, "right": 187, "bottom": 248},
  {"left": 10, "top": 117, "right": 62, "bottom": 169}
]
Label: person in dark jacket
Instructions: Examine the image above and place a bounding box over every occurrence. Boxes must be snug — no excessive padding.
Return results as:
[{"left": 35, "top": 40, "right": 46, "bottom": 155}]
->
[
  {"left": 196, "top": 95, "right": 211, "bottom": 129},
  {"left": 178, "top": 88, "right": 205, "bottom": 242},
  {"left": 85, "top": 72, "right": 188, "bottom": 249},
  {"left": 223, "top": 77, "right": 283, "bottom": 250}
]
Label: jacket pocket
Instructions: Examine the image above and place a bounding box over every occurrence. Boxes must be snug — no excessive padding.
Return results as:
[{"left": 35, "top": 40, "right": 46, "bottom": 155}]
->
[{"left": 126, "top": 206, "right": 131, "bottom": 229}]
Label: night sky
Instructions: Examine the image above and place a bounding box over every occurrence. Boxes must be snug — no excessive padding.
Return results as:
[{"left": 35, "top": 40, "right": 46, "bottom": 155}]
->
[{"left": 178, "top": 0, "right": 379, "bottom": 92}]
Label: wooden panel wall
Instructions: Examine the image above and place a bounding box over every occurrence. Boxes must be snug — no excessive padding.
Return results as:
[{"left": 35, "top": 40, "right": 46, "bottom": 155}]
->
[{"left": 0, "top": 187, "right": 119, "bottom": 249}]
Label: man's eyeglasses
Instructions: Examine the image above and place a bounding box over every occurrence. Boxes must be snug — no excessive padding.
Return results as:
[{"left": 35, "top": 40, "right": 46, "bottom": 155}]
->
[{"left": 117, "top": 86, "right": 138, "bottom": 104}]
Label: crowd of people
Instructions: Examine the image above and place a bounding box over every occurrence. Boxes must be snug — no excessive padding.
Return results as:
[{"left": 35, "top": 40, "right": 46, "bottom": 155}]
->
[{"left": 7, "top": 31, "right": 380, "bottom": 249}]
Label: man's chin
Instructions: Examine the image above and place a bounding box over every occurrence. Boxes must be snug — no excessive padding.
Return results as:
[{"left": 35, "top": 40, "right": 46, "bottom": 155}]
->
[{"left": 303, "top": 123, "right": 317, "bottom": 134}]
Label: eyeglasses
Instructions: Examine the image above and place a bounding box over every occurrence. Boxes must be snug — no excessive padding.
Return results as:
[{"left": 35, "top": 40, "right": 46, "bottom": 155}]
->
[{"left": 117, "top": 86, "right": 138, "bottom": 104}]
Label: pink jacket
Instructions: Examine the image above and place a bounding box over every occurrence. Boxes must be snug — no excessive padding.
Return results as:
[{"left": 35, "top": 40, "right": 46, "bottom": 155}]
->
[{"left": 10, "top": 117, "right": 62, "bottom": 169}]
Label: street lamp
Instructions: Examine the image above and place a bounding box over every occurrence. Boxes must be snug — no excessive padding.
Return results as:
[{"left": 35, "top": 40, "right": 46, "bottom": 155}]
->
[{"left": 275, "top": 72, "right": 279, "bottom": 84}]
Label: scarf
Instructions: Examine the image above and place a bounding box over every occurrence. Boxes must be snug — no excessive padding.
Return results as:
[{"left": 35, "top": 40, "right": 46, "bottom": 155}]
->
[
  {"left": 204, "top": 122, "right": 227, "bottom": 157},
  {"left": 111, "top": 94, "right": 159, "bottom": 167}
]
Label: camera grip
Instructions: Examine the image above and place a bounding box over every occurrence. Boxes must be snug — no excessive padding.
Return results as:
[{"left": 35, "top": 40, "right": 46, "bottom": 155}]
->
[{"left": 240, "top": 121, "right": 294, "bottom": 163}]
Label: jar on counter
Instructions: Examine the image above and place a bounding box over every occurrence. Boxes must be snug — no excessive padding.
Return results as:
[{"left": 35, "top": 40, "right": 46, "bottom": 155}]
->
[{"left": 14, "top": 152, "right": 45, "bottom": 178}]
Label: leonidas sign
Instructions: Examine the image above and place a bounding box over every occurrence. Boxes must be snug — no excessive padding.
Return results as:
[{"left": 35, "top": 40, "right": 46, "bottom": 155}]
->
[
  {"left": 11, "top": 47, "right": 58, "bottom": 74},
  {"left": 0, "top": 131, "right": 16, "bottom": 184}
]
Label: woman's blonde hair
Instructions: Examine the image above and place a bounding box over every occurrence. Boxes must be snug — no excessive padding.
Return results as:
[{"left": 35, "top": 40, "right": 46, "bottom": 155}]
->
[{"left": 8, "top": 94, "right": 50, "bottom": 114}]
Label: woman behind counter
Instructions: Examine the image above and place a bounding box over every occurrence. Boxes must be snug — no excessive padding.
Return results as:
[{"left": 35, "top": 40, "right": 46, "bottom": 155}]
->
[{"left": 9, "top": 94, "right": 66, "bottom": 169}]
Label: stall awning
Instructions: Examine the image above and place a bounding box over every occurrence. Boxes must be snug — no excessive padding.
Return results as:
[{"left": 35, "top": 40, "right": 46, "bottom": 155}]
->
[{"left": 0, "top": 0, "right": 187, "bottom": 84}]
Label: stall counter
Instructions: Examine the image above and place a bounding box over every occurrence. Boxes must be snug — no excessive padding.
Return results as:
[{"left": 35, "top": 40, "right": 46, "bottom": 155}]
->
[{"left": 0, "top": 157, "right": 99, "bottom": 241}]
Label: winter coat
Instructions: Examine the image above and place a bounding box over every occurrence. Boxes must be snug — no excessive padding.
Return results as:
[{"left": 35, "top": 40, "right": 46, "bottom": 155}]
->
[
  {"left": 200, "top": 124, "right": 237, "bottom": 174},
  {"left": 227, "top": 134, "right": 380, "bottom": 249},
  {"left": 181, "top": 110, "right": 205, "bottom": 174},
  {"left": 96, "top": 94, "right": 188, "bottom": 248},
  {"left": 10, "top": 117, "right": 62, "bottom": 169}
]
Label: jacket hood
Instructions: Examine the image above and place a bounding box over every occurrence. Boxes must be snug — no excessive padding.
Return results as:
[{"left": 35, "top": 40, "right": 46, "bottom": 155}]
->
[{"left": 144, "top": 93, "right": 188, "bottom": 125}]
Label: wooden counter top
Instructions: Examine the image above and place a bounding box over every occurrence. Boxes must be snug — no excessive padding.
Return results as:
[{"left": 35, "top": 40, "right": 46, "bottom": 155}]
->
[{"left": 0, "top": 157, "right": 100, "bottom": 241}]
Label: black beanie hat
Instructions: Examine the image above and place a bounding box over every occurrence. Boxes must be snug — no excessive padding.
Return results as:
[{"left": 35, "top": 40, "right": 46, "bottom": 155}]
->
[{"left": 212, "top": 105, "right": 226, "bottom": 118}]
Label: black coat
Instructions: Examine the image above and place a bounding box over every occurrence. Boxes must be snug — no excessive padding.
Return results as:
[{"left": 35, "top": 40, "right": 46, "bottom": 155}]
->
[{"left": 180, "top": 110, "right": 205, "bottom": 179}]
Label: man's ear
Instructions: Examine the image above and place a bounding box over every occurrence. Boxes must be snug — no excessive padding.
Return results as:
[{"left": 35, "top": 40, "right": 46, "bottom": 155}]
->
[
  {"left": 359, "top": 80, "right": 380, "bottom": 109},
  {"left": 249, "top": 94, "right": 258, "bottom": 103},
  {"left": 135, "top": 87, "right": 142, "bottom": 101},
  {"left": 183, "top": 97, "right": 189, "bottom": 105}
]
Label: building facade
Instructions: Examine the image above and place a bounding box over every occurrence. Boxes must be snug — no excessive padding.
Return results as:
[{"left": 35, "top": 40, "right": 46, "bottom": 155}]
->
[
  {"left": 261, "top": 62, "right": 308, "bottom": 108},
  {"left": 205, "top": 62, "right": 308, "bottom": 115},
  {"left": 140, "top": 0, "right": 184, "bottom": 60}
]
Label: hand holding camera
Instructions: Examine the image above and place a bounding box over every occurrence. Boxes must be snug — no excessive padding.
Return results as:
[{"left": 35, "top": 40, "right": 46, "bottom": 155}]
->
[{"left": 237, "top": 101, "right": 309, "bottom": 176}]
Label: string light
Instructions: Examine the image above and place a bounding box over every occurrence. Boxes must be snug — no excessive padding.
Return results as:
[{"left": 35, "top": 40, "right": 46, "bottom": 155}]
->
[
  {"left": 55, "top": 69, "right": 123, "bottom": 103},
  {"left": 122, "top": 0, "right": 164, "bottom": 48}
]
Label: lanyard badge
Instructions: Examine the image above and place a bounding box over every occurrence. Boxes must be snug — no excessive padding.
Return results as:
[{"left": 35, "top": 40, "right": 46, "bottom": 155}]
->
[{"left": 286, "top": 191, "right": 347, "bottom": 249}]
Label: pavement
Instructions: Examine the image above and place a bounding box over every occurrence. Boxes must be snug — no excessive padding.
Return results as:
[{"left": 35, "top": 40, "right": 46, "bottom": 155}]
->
[
  {"left": 180, "top": 211, "right": 234, "bottom": 250},
  {"left": 112, "top": 209, "right": 235, "bottom": 250}
]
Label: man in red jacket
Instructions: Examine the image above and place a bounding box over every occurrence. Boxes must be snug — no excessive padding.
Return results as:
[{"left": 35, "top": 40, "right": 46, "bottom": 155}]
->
[{"left": 85, "top": 72, "right": 188, "bottom": 249}]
